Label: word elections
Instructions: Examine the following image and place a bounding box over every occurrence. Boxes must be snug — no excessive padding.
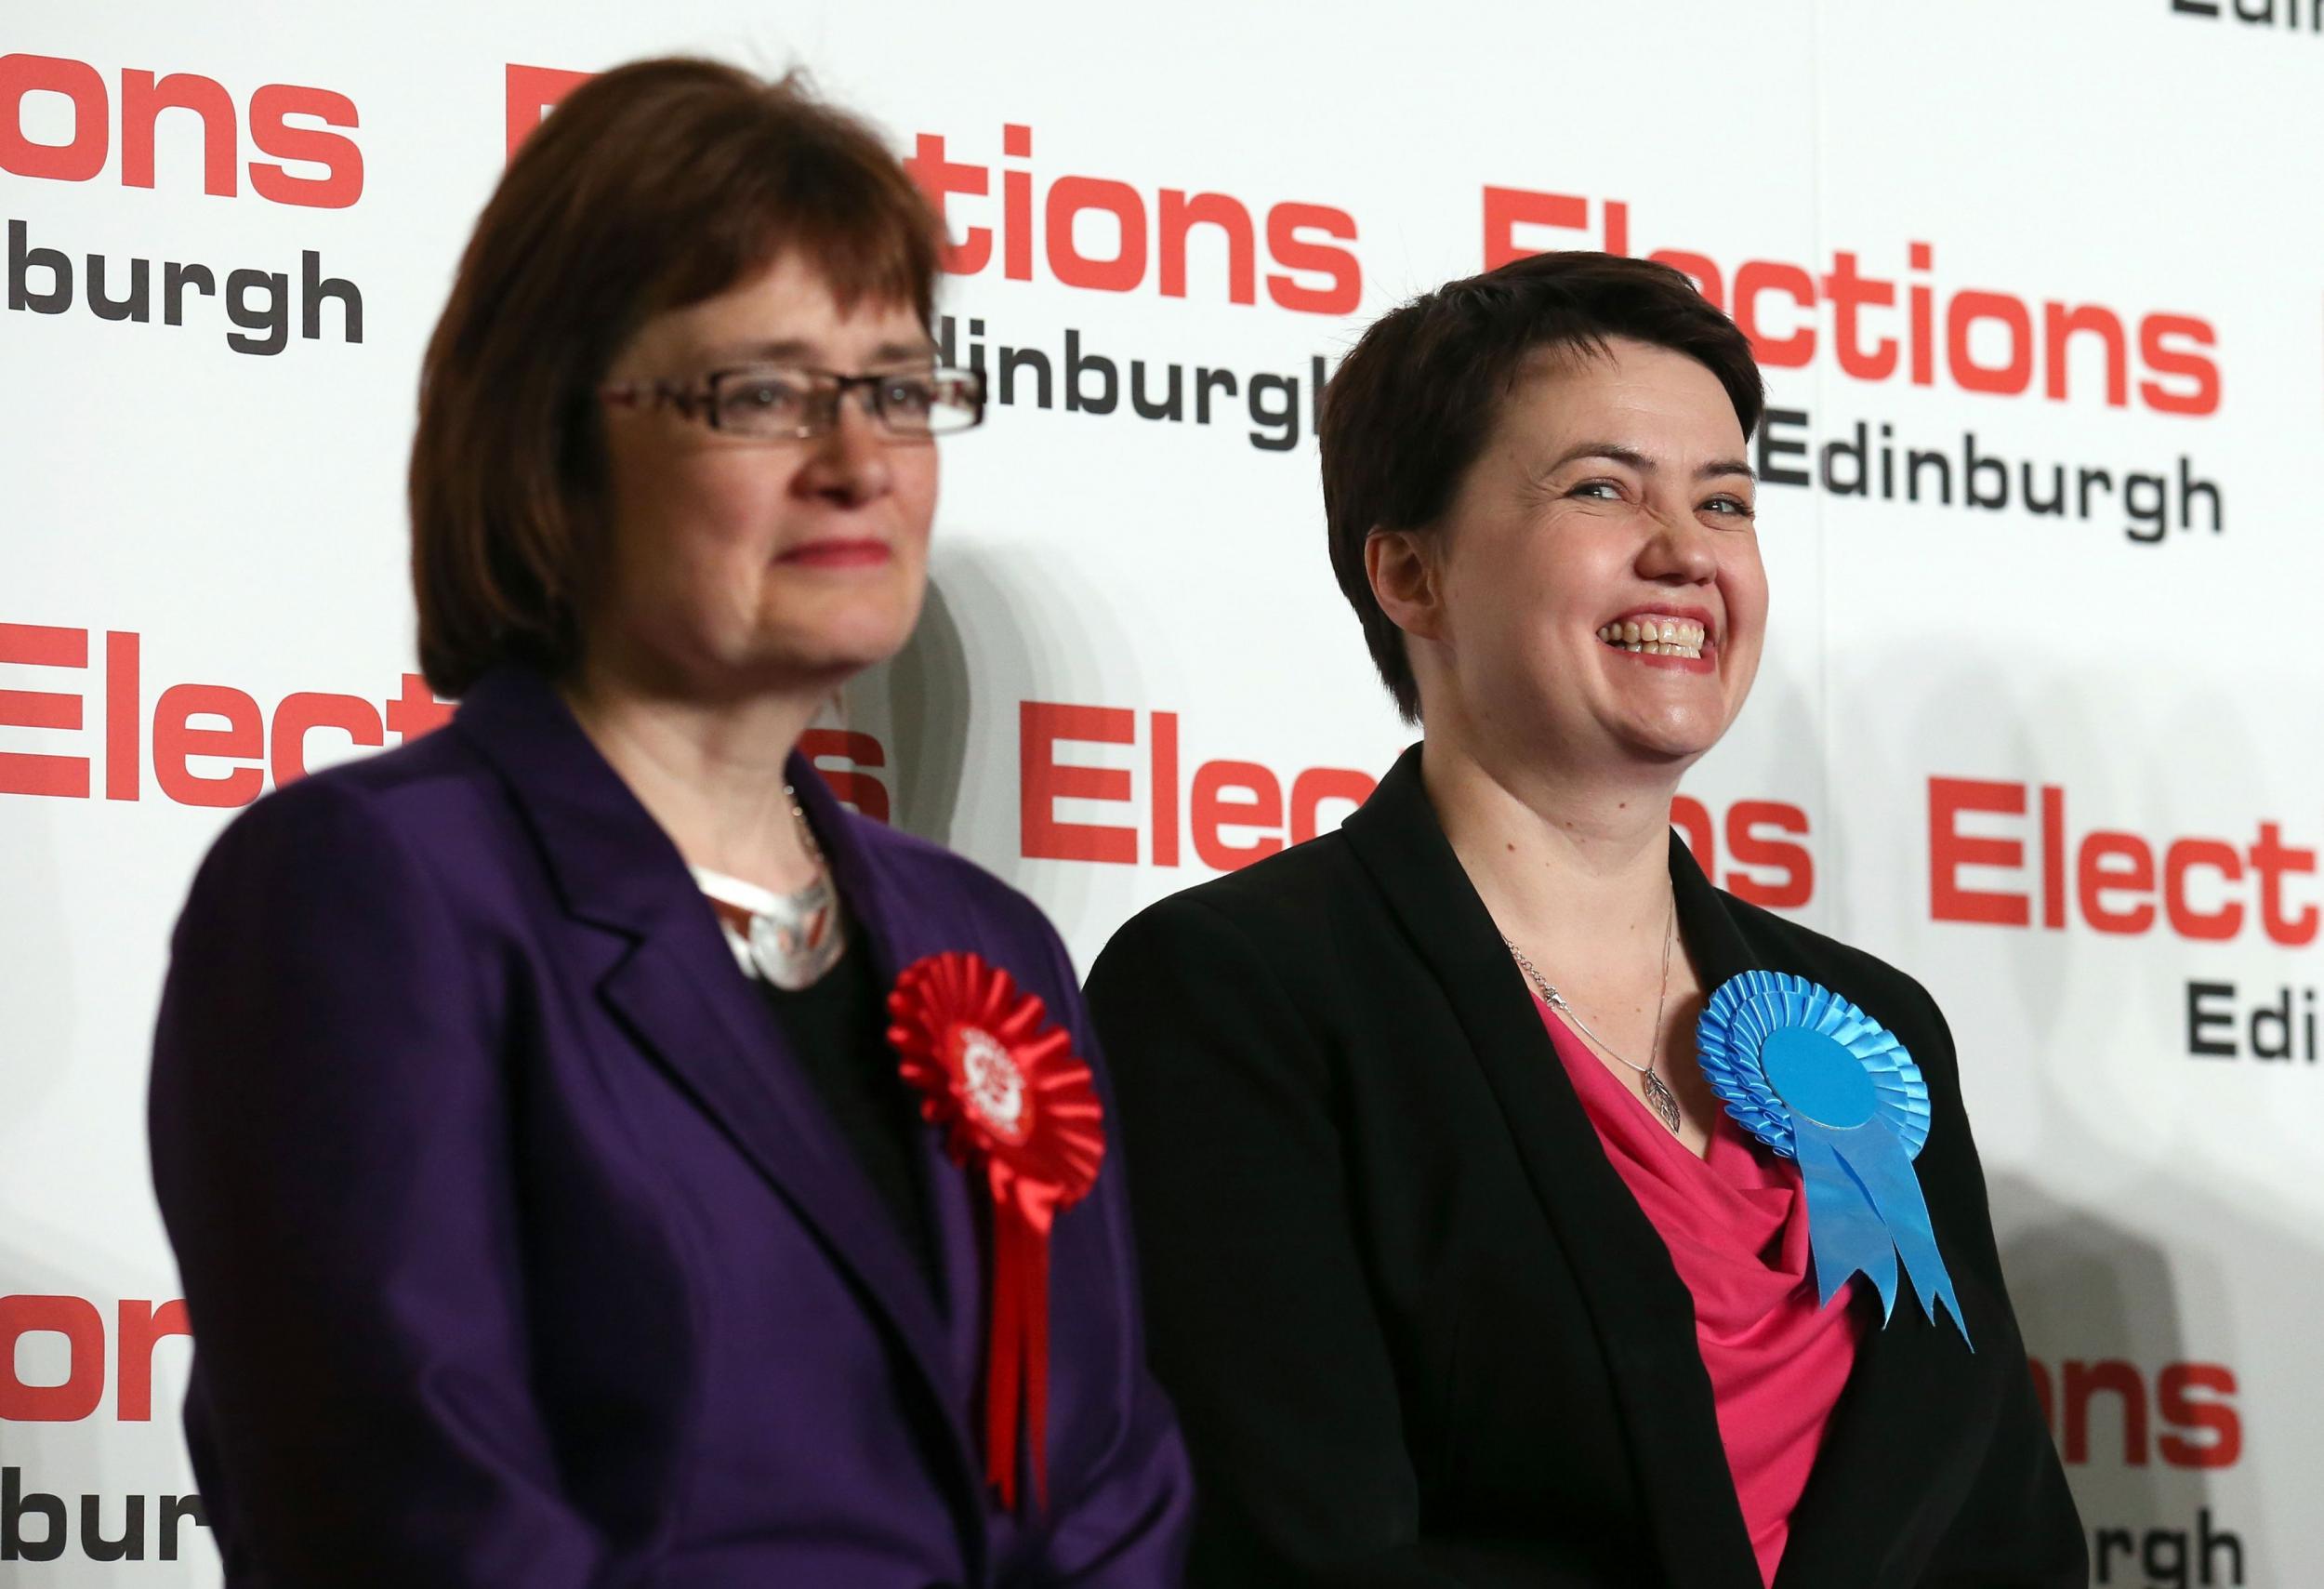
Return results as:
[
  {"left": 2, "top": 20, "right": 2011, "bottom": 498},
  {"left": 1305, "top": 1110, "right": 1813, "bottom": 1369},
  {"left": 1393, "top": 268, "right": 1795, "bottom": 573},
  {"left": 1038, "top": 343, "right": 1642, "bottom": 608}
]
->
[
  {"left": 0, "top": 626, "right": 879, "bottom": 829},
  {"left": 908, "top": 124, "right": 1359, "bottom": 316},
  {"left": 503, "top": 69, "right": 1363, "bottom": 317},
  {"left": 1929, "top": 778, "right": 2317, "bottom": 946},
  {"left": 0, "top": 53, "right": 362, "bottom": 206},
  {"left": 1018, "top": 702, "right": 1815, "bottom": 900},
  {"left": 0, "top": 623, "right": 452, "bottom": 806},
  {"left": 8, "top": 219, "right": 361, "bottom": 355},
  {"left": 1486, "top": 192, "right": 2218, "bottom": 418},
  {"left": 1757, "top": 408, "right": 2223, "bottom": 545},
  {"left": 939, "top": 313, "right": 1327, "bottom": 453},
  {"left": 2173, "top": 0, "right": 2323, "bottom": 30},
  {"left": 503, "top": 70, "right": 2221, "bottom": 422}
]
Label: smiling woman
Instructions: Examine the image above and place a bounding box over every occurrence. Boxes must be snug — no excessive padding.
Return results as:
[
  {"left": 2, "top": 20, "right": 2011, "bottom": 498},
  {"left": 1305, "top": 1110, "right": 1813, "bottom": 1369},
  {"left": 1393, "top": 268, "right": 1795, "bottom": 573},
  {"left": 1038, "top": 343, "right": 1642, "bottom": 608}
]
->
[
  {"left": 147, "top": 56, "right": 1189, "bottom": 1587},
  {"left": 1088, "top": 251, "right": 2085, "bottom": 1587}
]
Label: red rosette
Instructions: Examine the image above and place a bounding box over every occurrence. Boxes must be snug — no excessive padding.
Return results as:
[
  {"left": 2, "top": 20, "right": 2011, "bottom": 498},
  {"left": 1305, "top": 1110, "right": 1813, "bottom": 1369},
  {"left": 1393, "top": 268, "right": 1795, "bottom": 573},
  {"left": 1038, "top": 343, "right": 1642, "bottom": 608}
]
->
[{"left": 888, "top": 950, "right": 1105, "bottom": 1512}]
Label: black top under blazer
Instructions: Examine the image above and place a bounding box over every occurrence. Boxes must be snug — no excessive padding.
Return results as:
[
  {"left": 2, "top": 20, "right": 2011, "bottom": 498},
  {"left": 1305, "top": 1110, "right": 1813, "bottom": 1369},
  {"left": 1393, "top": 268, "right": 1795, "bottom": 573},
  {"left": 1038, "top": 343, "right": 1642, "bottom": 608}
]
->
[{"left": 1086, "top": 745, "right": 2085, "bottom": 1589}]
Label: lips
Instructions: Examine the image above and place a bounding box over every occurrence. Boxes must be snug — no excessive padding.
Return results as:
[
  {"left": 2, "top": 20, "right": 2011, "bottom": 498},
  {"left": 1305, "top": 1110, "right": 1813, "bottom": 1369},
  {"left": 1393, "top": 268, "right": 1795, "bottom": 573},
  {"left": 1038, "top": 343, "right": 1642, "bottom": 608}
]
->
[{"left": 778, "top": 539, "right": 891, "bottom": 569}]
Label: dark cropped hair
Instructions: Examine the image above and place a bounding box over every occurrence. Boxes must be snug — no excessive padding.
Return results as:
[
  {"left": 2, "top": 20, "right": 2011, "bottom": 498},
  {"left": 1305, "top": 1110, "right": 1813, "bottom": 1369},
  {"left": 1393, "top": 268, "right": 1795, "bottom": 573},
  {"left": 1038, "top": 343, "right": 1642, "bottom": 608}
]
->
[
  {"left": 1318, "top": 251, "right": 1764, "bottom": 722},
  {"left": 410, "top": 58, "right": 943, "bottom": 695}
]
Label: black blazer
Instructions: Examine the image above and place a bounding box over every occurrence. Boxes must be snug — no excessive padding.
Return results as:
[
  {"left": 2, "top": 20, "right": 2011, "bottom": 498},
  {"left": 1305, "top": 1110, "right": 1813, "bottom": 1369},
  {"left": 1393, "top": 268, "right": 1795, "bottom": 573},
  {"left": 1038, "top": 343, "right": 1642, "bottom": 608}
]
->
[{"left": 1086, "top": 745, "right": 2084, "bottom": 1589}]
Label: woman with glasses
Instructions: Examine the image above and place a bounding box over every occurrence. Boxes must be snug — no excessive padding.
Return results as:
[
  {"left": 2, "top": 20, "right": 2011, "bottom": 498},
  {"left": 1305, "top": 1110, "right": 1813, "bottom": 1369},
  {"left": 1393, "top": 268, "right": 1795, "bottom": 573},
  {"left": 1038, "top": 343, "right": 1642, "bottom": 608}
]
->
[{"left": 149, "top": 58, "right": 1188, "bottom": 1587}]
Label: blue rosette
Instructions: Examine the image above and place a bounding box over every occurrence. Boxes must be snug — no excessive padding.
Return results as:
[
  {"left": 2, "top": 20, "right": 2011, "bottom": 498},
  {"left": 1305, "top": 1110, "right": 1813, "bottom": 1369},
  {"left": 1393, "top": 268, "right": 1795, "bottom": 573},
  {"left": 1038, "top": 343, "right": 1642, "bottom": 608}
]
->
[{"left": 1697, "top": 970, "right": 1969, "bottom": 1346}]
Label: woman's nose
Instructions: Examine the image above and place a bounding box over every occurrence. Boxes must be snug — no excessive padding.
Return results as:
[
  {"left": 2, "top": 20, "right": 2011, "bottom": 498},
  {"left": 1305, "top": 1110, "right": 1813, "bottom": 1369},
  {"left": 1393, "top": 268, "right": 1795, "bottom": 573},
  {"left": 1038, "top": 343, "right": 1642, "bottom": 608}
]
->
[
  {"left": 1636, "top": 500, "right": 1720, "bottom": 581},
  {"left": 795, "top": 399, "right": 894, "bottom": 506}
]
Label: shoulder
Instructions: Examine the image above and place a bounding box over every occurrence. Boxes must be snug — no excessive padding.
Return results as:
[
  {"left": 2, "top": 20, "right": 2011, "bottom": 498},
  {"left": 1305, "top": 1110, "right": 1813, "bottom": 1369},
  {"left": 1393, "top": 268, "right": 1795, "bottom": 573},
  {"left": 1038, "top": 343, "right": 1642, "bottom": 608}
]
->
[
  {"left": 1086, "top": 833, "right": 1376, "bottom": 1066},
  {"left": 1716, "top": 890, "right": 1955, "bottom": 1063},
  {"left": 840, "top": 810, "right": 1057, "bottom": 944},
  {"left": 186, "top": 729, "right": 510, "bottom": 919},
  {"left": 1097, "top": 829, "right": 1368, "bottom": 973},
  {"left": 157, "top": 736, "right": 519, "bottom": 1067},
  {"left": 833, "top": 813, "right": 1103, "bottom": 1021}
]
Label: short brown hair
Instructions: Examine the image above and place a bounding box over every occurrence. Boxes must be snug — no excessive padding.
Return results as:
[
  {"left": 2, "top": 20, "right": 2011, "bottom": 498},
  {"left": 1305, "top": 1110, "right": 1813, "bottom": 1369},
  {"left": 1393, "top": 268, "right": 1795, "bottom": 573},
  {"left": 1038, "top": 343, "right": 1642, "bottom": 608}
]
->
[
  {"left": 1318, "top": 251, "right": 1764, "bottom": 722},
  {"left": 409, "top": 58, "right": 943, "bottom": 695}
]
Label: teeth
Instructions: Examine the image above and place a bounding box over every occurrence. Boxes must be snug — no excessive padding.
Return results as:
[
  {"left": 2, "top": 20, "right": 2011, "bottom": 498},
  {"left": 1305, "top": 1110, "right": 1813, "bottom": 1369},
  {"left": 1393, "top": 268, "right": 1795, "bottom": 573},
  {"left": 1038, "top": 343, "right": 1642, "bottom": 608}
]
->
[{"left": 1598, "top": 616, "right": 1708, "bottom": 655}]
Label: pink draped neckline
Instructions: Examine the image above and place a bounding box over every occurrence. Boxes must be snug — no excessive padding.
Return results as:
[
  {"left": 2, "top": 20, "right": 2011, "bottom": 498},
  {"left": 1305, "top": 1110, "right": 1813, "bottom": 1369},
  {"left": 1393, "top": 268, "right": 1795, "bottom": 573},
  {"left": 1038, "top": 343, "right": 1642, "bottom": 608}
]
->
[{"left": 1534, "top": 996, "right": 1864, "bottom": 1586}]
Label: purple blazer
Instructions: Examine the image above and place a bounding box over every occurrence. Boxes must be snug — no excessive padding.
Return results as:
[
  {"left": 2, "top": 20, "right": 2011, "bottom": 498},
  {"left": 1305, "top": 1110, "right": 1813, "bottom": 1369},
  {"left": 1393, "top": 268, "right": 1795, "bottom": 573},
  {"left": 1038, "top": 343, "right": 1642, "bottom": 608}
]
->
[{"left": 148, "top": 665, "right": 1191, "bottom": 1588}]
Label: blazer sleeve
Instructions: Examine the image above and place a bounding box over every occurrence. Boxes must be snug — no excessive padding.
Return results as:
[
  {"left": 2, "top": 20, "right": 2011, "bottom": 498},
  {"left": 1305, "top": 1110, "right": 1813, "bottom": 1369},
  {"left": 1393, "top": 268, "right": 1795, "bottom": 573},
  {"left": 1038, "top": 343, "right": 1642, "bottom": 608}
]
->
[
  {"left": 1019, "top": 907, "right": 1196, "bottom": 1588},
  {"left": 1908, "top": 990, "right": 2089, "bottom": 1589},
  {"left": 148, "top": 777, "right": 607, "bottom": 1587},
  {"left": 1088, "top": 894, "right": 1597, "bottom": 1589}
]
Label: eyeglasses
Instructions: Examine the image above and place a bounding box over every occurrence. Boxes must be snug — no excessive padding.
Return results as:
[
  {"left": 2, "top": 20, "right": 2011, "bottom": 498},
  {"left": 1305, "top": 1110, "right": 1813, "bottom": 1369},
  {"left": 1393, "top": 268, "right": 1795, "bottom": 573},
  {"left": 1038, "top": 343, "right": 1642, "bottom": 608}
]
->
[{"left": 600, "top": 364, "right": 987, "bottom": 439}]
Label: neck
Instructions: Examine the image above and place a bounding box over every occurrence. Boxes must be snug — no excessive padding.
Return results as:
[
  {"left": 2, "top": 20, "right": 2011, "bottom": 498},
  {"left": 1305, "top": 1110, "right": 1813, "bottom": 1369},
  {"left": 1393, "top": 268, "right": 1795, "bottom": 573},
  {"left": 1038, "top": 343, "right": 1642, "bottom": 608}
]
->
[
  {"left": 1421, "top": 727, "right": 1683, "bottom": 973},
  {"left": 561, "top": 659, "right": 829, "bottom": 894}
]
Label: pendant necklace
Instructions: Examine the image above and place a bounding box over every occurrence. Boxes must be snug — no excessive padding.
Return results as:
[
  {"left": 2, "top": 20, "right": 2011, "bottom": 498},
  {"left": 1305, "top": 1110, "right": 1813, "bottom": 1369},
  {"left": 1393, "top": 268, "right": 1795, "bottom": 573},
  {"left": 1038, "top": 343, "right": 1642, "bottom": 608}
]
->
[
  {"left": 718, "top": 784, "right": 848, "bottom": 991},
  {"left": 1503, "top": 890, "right": 1682, "bottom": 1134}
]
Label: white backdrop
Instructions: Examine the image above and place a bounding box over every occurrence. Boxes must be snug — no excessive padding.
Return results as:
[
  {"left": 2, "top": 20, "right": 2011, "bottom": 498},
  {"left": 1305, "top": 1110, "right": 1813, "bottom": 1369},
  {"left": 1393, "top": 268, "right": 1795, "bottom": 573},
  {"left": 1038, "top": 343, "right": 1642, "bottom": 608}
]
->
[{"left": 4, "top": 2, "right": 2317, "bottom": 1582}]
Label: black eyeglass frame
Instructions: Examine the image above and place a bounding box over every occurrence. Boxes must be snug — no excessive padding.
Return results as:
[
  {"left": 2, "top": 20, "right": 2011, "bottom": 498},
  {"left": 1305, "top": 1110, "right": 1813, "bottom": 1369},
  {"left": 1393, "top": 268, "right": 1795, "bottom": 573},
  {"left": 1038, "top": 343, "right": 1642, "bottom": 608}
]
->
[{"left": 600, "top": 364, "right": 988, "bottom": 439}]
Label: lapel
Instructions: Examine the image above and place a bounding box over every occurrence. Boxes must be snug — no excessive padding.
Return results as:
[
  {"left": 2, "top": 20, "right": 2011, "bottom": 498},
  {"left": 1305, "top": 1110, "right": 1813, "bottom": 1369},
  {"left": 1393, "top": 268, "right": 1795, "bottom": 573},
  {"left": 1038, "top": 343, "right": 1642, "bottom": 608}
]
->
[
  {"left": 451, "top": 668, "right": 985, "bottom": 1520},
  {"left": 1340, "top": 746, "right": 1763, "bottom": 1589},
  {"left": 788, "top": 761, "right": 991, "bottom": 1404},
  {"left": 1771, "top": 1289, "right": 1997, "bottom": 1589},
  {"left": 1728, "top": 959, "right": 2007, "bottom": 1589},
  {"left": 1675, "top": 818, "right": 2015, "bottom": 1589},
  {"left": 1670, "top": 839, "right": 2006, "bottom": 1589}
]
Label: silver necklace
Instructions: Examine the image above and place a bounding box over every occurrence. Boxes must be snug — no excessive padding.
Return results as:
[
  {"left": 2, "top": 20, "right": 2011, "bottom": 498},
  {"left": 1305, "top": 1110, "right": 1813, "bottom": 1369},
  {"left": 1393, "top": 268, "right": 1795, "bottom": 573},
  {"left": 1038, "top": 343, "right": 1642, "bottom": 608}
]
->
[
  {"left": 1502, "top": 891, "right": 1682, "bottom": 1134},
  {"left": 738, "top": 785, "right": 847, "bottom": 990}
]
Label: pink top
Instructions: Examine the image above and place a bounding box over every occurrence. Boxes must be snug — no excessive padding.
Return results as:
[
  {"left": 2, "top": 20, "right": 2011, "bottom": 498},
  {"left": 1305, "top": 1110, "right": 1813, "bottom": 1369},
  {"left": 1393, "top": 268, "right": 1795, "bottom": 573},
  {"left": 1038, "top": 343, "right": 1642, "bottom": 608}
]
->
[{"left": 1534, "top": 999, "right": 1863, "bottom": 1586}]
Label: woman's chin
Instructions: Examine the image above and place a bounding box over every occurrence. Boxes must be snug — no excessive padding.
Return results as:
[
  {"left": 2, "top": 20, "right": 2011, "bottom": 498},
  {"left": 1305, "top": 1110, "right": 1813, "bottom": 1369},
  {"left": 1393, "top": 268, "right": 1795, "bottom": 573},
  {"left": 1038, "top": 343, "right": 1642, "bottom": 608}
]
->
[
  {"left": 765, "top": 631, "right": 910, "bottom": 683},
  {"left": 746, "top": 602, "right": 922, "bottom": 681},
  {"left": 1608, "top": 712, "right": 1730, "bottom": 768}
]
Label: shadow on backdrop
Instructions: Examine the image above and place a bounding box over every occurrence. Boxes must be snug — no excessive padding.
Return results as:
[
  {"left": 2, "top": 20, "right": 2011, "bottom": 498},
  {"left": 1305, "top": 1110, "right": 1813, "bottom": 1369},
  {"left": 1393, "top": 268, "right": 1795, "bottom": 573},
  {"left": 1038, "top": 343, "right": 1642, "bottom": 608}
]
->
[{"left": 1830, "top": 640, "right": 2295, "bottom": 1588}]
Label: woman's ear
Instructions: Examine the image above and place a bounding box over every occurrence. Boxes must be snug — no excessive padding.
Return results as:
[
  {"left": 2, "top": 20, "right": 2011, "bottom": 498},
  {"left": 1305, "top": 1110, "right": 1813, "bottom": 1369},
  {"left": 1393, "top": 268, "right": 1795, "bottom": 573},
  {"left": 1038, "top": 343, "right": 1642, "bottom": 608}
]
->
[{"left": 1366, "top": 527, "right": 1446, "bottom": 643}]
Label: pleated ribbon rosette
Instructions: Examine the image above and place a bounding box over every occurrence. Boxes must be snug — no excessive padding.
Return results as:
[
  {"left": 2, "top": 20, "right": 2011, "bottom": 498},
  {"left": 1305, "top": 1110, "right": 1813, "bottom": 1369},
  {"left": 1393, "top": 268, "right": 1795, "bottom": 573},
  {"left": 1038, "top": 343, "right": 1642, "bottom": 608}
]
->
[
  {"left": 1696, "top": 970, "right": 1971, "bottom": 1347},
  {"left": 888, "top": 950, "right": 1107, "bottom": 1509}
]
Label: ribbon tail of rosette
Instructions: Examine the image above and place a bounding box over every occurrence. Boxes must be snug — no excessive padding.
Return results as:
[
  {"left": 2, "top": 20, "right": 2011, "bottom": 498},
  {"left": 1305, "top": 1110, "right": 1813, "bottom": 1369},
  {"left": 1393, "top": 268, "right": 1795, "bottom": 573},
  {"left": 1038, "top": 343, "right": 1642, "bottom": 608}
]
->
[
  {"left": 1829, "top": 1127, "right": 1974, "bottom": 1349},
  {"left": 1025, "top": 1218, "right": 1053, "bottom": 1514},
  {"left": 1793, "top": 1123, "right": 1900, "bottom": 1318},
  {"left": 986, "top": 1198, "right": 1027, "bottom": 1512}
]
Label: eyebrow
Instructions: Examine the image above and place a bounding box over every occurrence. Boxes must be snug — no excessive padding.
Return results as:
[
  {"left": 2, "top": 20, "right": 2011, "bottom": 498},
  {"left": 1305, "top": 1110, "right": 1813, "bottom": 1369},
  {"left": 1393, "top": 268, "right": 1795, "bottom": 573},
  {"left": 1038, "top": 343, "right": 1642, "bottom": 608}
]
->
[
  {"left": 1545, "top": 443, "right": 1757, "bottom": 483},
  {"left": 706, "top": 337, "right": 941, "bottom": 366}
]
